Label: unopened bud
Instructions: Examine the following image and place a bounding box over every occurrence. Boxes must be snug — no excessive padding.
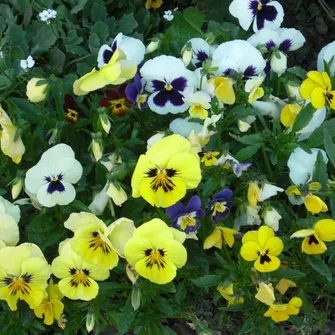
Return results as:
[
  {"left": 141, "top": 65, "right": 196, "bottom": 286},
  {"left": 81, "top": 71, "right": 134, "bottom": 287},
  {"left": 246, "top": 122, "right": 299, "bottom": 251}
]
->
[
  {"left": 131, "top": 285, "right": 141, "bottom": 311},
  {"left": 126, "top": 264, "right": 139, "bottom": 284},
  {"left": 11, "top": 177, "right": 23, "bottom": 200},
  {"left": 237, "top": 119, "right": 251, "bottom": 132},
  {"left": 107, "top": 181, "right": 127, "bottom": 206},
  {"left": 57, "top": 314, "right": 67, "bottom": 330},
  {"left": 86, "top": 312, "right": 95, "bottom": 333},
  {"left": 91, "top": 133, "right": 103, "bottom": 161},
  {"left": 99, "top": 110, "right": 111, "bottom": 134},
  {"left": 48, "top": 128, "right": 58, "bottom": 145},
  {"left": 146, "top": 38, "right": 160, "bottom": 54},
  {"left": 182, "top": 47, "right": 193, "bottom": 67}
]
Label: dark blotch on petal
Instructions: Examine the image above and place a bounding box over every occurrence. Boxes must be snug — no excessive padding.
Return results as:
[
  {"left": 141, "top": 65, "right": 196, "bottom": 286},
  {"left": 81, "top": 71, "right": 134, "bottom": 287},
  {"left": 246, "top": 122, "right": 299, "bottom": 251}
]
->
[
  {"left": 47, "top": 180, "right": 65, "bottom": 194},
  {"left": 244, "top": 65, "right": 257, "bottom": 77},
  {"left": 279, "top": 39, "right": 292, "bottom": 52},
  {"left": 103, "top": 49, "right": 114, "bottom": 65},
  {"left": 249, "top": 0, "right": 259, "bottom": 16},
  {"left": 153, "top": 90, "right": 184, "bottom": 107},
  {"left": 265, "top": 40, "right": 276, "bottom": 50},
  {"left": 171, "top": 77, "right": 187, "bottom": 91},
  {"left": 256, "top": 4, "right": 278, "bottom": 30},
  {"left": 152, "top": 80, "right": 166, "bottom": 92}
]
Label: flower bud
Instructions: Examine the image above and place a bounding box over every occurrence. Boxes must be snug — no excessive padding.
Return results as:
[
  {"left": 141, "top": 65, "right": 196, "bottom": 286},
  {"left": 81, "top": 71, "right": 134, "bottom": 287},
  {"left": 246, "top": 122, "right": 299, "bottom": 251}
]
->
[
  {"left": 237, "top": 119, "right": 251, "bottom": 132},
  {"left": 182, "top": 47, "right": 193, "bottom": 67},
  {"left": 91, "top": 133, "right": 103, "bottom": 161},
  {"left": 86, "top": 312, "right": 95, "bottom": 333},
  {"left": 131, "top": 284, "right": 141, "bottom": 311},
  {"left": 263, "top": 207, "right": 282, "bottom": 231},
  {"left": 99, "top": 110, "right": 111, "bottom": 134},
  {"left": 270, "top": 51, "right": 287, "bottom": 77},
  {"left": 286, "top": 82, "right": 303, "bottom": 102},
  {"left": 146, "top": 38, "right": 160, "bottom": 54},
  {"left": 12, "top": 177, "right": 23, "bottom": 200},
  {"left": 107, "top": 181, "right": 127, "bottom": 206},
  {"left": 26, "top": 78, "right": 48, "bottom": 103},
  {"left": 126, "top": 264, "right": 139, "bottom": 284}
]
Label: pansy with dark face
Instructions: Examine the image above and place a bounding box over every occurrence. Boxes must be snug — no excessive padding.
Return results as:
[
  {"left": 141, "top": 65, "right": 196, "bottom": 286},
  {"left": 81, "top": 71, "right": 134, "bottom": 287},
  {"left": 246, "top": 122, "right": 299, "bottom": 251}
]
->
[
  {"left": 99, "top": 84, "right": 132, "bottom": 117},
  {"left": 206, "top": 188, "right": 235, "bottom": 221},
  {"left": 166, "top": 195, "right": 205, "bottom": 233},
  {"left": 181, "top": 38, "right": 214, "bottom": 68},
  {"left": 63, "top": 94, "right": 83, "bottom": 124},
  {"left": 125, "top": 74, "right": 148, "bottom": 110},
  {"left": 140, "top": 55, "right": 197, "bottom": 115},
  {"left": 229, "top": 0, "right": 284, "bottom": 32}
]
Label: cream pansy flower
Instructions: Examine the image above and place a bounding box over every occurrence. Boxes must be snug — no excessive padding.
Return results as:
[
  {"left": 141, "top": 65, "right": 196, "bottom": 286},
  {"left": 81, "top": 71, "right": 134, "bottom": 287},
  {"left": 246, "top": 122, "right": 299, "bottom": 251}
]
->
[{"left": 25, "top": 144, "right": 83, "bottom": 208}]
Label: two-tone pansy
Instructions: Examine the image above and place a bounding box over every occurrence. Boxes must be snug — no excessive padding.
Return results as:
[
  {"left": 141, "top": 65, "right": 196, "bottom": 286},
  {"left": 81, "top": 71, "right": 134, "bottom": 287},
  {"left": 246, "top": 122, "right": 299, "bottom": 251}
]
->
[
  {"left": 140, "top": 55, "right": 197, "bottom": 114},
  {"left": 181, "top": 38, "right": 214, "bottom": 68},
  {"left": 206, "top": 188, "right": 235, "bottom": 221},
  {"left": 25, "top": 144, "right": 83, "bottom": 207},
  {"left": 229, "top": 0, "right": 284, "bottom": 32},
  {"left": 63, "top": 94, "right": 82, "bottom": 124},
  {"left": 125, "top": 73, "right": 148, "bottom": 110}
]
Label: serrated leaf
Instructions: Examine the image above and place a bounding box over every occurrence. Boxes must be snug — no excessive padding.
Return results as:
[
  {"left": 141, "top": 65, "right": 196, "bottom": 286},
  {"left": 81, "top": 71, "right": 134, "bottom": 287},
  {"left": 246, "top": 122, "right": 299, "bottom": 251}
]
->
[
  {"left": 118, "top": 13, "right": 138, "bottom": 35},
  {"left": 32, "top": 24, "right": 57, "bottom": 54},
  {"left": 92, "top": 21, "right": 109, "bottom": 42},
  {"left": 183, "top": 7, "right": 205, "bottom": 33},
  {"left": 48, "top": 47, "right": 66, "bottom": 73},
  {"left": 235, "top": 144, "right": 261, "bottom": 161},
  {"left": 324, "top": 128, "right": 335, "bottom": 168},
  {"left": 70, "top": 0, "right": 87, "bottom": 14},
  {"left": 292, "top": 103, "right": 315, "bottom": 133},
  {"left": 269, "top": 267, "right": 306, "bottom": 279},
  {"left": 307, "top": 256, "right": 332, "bottom": 281},
  {"left": 230, "top": 133, "right": 264, "bottom": 145},
  {"left": 91, "top": 2, "right": 107, "bottom": 22}
]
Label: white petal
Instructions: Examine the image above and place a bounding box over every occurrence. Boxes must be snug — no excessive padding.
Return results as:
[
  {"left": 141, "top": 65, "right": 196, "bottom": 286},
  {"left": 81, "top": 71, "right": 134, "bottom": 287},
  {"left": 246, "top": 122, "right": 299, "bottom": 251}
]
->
[
  {"left": 25, "top": 165, "right": 49, "bottom": 195},
  {"left": 248, "top": 28, "right": 280, "bottom": 48},
  {"left": 20, "top": 60, "right": 28, "bottom": 69},
  {"left": 169, "top": 117, "right": 203, "bottom": 137},
  {"left": 118, "top": 36, "right": 145, "bottom": 65},
  {"left": 88, "top": 183, "right": 110, "bottom": 215},
  {"left": 317, "top": 41, "right": 335, "bottom": 76},
  {"left": 258, "top": 183, "right": 284, "bottom": 201},
  {"left": 0, "top": 214, "right": 19, "bottom": 246},
  {"left": 252, "top": 100, "right": 281, "bottom": 119},
  {"left": 0, "top": 197, "right": 20, "bottom": 223},
  {"left": 36, "top": 182, "right": 76, "bottom": 207},
  {"left": 55, "top": 157, "right": 83, "bottom": 184},
  {"left": 229, "top": 0, "right": 254, "bottom": 31},
  {"left": 278, "top": 28, "right": 305, "bottom": 51},
  {"left": 270, "top": 51, "right": 287, "bottom": 76},
  {"left": 288, "top": 147, "right": 328, "bottom": 185},
  {"left": 26, "top": 56, "right": 35, "bottom": 68},
  {"left": 298, "top": 105, "right": 326, "bottom": 141}
]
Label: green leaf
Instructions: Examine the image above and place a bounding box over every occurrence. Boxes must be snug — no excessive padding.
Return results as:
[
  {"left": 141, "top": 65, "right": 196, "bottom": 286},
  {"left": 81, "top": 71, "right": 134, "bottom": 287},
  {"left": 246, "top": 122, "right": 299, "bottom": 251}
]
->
[
  {"left": 70, "top": 200, "right": 91, "bottom": 212},
  {"left": 307, "top": 256, "right": 332, "bottom": 282},
  {"left": 324, "top": 128, "right": 335, "bottom": 168},
  {"left": 92, "top": 21, "right": 109, "bottom": 42},
  {"left": 117, "top": 13, "right": 138, "bottom": 35},
  {"left": 235, "top": 144, "right": 261, "bottom": 161},
  {"left": 3, "top": 24, "right": 26, "bottom": 47},
  {"left": 48, "top": 47, "right": 66, "bottom": 73},
  {"left": 308, "top": 119, "right": 335, "bottom": 147},
  {"left": 91, "top": 2, "right": 107, "bottom": 22},
  {"left": 191, "top": 274, "right": 222, "bottom": 288},
  {"left": 31, "top": 24, "right": 57, "bottom": 54},
  {"left": 183, "top": 7, "right": 205, "bottom": 33},
  {"left": 292, "top": 103, "right": 316, "bottom": 133},
  {"left": 229, "top": 133, "right": 264, "bottom": 145},
  {"left": 70, "top": 0, "right": 87, "bottom": 14},
  {"left": 155, "top": 296, "right": 173, "bottom": 315},
  {"left": 287, "top": 66, "right": 307, "bottom": 79},
  {"left": 312, "top": 151, "right": 328, "bottom": 190},
  {"left": 118, "top": 299, "right": 135, "bottom": 335},
  {"left": 269, "top": 267, "right": 306, "bottom": 279}
]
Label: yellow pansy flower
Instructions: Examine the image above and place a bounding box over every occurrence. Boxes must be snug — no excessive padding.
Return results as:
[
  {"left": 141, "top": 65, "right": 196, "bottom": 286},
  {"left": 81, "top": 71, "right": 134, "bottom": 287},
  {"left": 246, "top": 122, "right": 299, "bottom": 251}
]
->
[
  {"left": 73, "top": 49, "right": 137, "bottom": 96},
  {"left": 199, "top": 151, "right": 220, "bottom": 166},
  {"left": 124, "top": 219, "right": 187, "bottom": 285},
  {"left": 203, "top": 226, "right": 239, "bottom": 249},
  {"left": 131, "top": 134, "right": 201, "bottom": 208},
  {"left": 0, "top": 106, "right": 25, "bottom": 164},
  {"left": 33, "top": 279, "right": 64, "bottom": 325},
  {"left": 217, "top": 283, "right": 244, "bottom": 306},
  {"left": 0, "top": 244, "right": 51, "bottom": 311},
  {"left": 51, "top": 241, "right": 110, "bottom": 300},
  {"left": 264, "top": 297, "right": 302, "bottom": 322},
  {"left": 145, "top": 0, "right": 162, "bottom": 9},
  {"left": 275, "top": 278, "right": 296, "bottom": 295},
  {"left": 303, "top": 194, "right": 328, "bottom": 215},
  {"left": 247, "top": 181, "right": 260, "bottom": 209},
  {"left": 300, "top": 71, "right": 335, "bottom": 109},
  {"left": 255, "top": 282, "right": 275, "bottom": 306},
  {"left": 280, "top": 104, "right": 302, "bottom": 128},
  {"left": 245, "top": 76, "right": 264, "bottom": 104},
  {"left": 240, "top": 226, "right": 283, "bottom": 272},
  {"left": 290, "top": 219, "right": 335, "bottom": 255},
  {"left": 208, "top": 77, "right": 235, "bottom": 105}
]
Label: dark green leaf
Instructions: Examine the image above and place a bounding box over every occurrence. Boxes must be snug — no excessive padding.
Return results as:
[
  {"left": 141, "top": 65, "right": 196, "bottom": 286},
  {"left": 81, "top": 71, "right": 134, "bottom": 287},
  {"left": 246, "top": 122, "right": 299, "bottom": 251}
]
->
[
  {"left": 269, "top": 267, "right": 306, "bottom": 279},
  {"left": 235, "top": 144, "right": 261, "bottom": 161},
  {"left": 92, "top": 21, "right": 109, "bottom": 42},
  {"left": 308, "top": 119, "right": 335, "bottom": 147},
  {"left": 191, "top": 274, "right": 222, "bottom": 288},
  {"left": 312, "top": 151, "right": 328, "bottom": 190},
  {"left": 324, "top": 128, "right": 335, "bottom": 168},
  {"left": 70, "top": 0, "right": 87, "bottom": 14},
  {"left": 287, "top": 66, "right": 307, "bottom": 79},
  {"left": 155, "top": 296, "right": 173, "bottom": 315},
  {"left": 307, "top": 256, "right": 332, "bottom": 281},
  {"left": 292, "top": 103, "right": 315, "bottom": 133},
  {"left": 183, "top": 7, "right": 205, "bottom": 33},
  {"left": 48, "top": 47, "right": 66, "bottom": 73},
  {"left": 118, "top": 13, "right": 138, "bottom": 35}
]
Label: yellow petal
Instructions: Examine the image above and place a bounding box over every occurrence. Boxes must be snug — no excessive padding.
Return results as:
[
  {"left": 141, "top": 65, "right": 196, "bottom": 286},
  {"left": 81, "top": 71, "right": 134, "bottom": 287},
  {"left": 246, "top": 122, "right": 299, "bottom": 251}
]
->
[
  {"left": 301, "top": 234, "right": 327, "bottom": 255},
  {"left": 290, "top": 229, "right": 315, "bottom": 239},
  {"left": 275, "top": 278, "right": 296, "bottom": 295},
  {"left": 240, "top": 241, "right": 260, "bottom": 261},
  {"left": 280, "top": 104, "right": 301, "bottom": 128},
  {"left": 300, "top": 78, "right": 319, "bottom": 100},
  {"left": 255, "top": 282, "right": 275, "bottom": 306},
  {"left": 203, "top": 228, "right": 222, "bottom": 249},
  {"left": 314, "top": 219, "right": 335, "bottom": 242},
  {"left": 215, "top": 79, "right": 235, "bottom": 105},
  {"left": 310, "top": 87, "right": 326, "bottom": 109},
  {"left": 79, "top": 69, "right": 109, "bottom": 94},
  {"left": 247, "top": 182, "right": 260, "bottom": 209},
  {"left": 242, "top": 230, "right": 258, "bottom": 244},
  {"left": 257, "top": 226, "right": 275, "bottom": 249},
  {"left": 58, "top": 276, "right": 99, "bottom": 301},
  {"left": 219, "top": 227, "right": 239, "bottom": 248},
  {"left": 254, "top": 254, "right": 281, "bottom": 272},
  {"left": 321, "top": 72, "right": 332, "bottom": 91},
  {"left": 307, "top": 71, "right": 325, "bottom": 86},
  {"left": 304, "top": 195, "right": 328, "bottom": 215},
  {"left": 264, "top": 236, "right": 283, "bottom": 256}
]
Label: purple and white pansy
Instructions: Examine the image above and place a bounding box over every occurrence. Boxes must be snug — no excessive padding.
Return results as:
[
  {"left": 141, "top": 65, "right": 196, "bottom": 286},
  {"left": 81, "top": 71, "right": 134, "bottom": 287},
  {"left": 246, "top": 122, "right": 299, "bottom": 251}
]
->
[
  {"left": 125, "top": 73, "right": 148, "bottom": 110},
  {"left": 182, "top": 38, "right": 214, "bottom": 68},
  {"left": 97, "top": 33, "right": 145, "bottom": 68},
  {"left": 229, "top": 0, "right": 284, "bottom": 32},
  {"left": 206, "top": 188, "right": 235, "bottom": 221},
  {"left": 248, "top": 28, "right": 306, "bottom": 75},
  {"left": 212, "top": 40, "right": 266, "bottom": 78},
  {"left": 25, "top": 144, "right": 83, "bottom": 208},
  {"left": 140, "top": 55, "right": 197, "bottom": 114},
  {"left": 166, "top": 195, "right": 205, "bottom": 233}
]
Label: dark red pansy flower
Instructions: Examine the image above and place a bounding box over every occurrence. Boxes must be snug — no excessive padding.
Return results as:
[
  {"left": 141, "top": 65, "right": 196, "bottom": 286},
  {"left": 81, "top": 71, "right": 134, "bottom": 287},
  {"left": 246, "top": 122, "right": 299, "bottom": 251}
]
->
[{"left": 63, "top": 94, "right": 82, "bottom": 124}]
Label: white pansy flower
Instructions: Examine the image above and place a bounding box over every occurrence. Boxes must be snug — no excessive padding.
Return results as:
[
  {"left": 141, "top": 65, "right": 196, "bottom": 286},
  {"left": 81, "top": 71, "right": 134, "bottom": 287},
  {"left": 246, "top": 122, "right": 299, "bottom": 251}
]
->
[
  {"left": 163, "top": 10, "right": 174, "bottom": 21},
  {"left": 258, "top": 183, "right": 284, "bottom": 201},
  {"left": 98, "top": 33, "right": 145, "bottom": 67},
  {"left": 20, "top": 56, "right": 35, "bottom": 70},
  {"left": 317, "top": 41, "right": 335, "bottom": 76},
  {"left": 38, "top": 8, "right": 57, "bottom": 24},
  {"left": 0, "top": 215, "right": 19, "bottom": 248},
  {"left": 169, "top": 116, "right": 203, "bottom": 138},
  {"left": 0, "top": 196, "right": 20, "bottom": 223},
  {"left": 181, "top": 38, "right": 214, "bottom": 68},
  {"left": 25, "top": 144, "right": 83, "bottom": 208},
  {"left": 263, "top": 207, "right": 282, "bottom": 231},
  {"left": 252, "top": 100, "right": 281, "bottom": 119},
  {"left": 287, "top": 147, "right": 328, "bottom": 185}
]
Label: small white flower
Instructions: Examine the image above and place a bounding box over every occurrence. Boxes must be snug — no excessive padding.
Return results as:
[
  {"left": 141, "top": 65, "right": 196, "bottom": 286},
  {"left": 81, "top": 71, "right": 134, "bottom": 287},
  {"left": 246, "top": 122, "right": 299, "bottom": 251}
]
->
[
  {"left": 38, "top": 8, "right": 57, "bottom": 24},
  {"left": 163, "top": 10, "right": 174, "bottom": 21},
  {"left": 263, "top": 207, "right": 282, "bottom": 231},
  {"left": 20, "top": 56, "right": 35, "bottom": 70},
  {"left": 25, "top": 144, "right": 83, "bottom": 208},
  {"left": 258, "top": 183, "right": 284, "bottom": 202}
]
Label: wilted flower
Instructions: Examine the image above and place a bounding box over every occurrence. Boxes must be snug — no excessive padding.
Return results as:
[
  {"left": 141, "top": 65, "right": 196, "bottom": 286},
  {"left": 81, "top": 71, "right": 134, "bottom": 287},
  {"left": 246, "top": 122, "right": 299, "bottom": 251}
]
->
[
  {"left": 25, "top": 144, "right": 83, "bottom": 207},
  {"left": 217, "top": 283, "right": 244, "bottom": 306},
  {"left": 263, "top": 207, "right": 282, "bottom": 231},
  {"left": 107, "top": 181, "right": 127, "bottom": 206},
  {"left": 255, "top": 282, "right": 275, "bottom": 305},
  {"left": 245, "top": 76, "right": 264, "bottom": 103},
  {"left": 240, "top": 226, "right": 283, "bottom": 272},
  {"left": 215, "top": 153, "right": 251, "bottom": 177},
  {"left": 20, "top": 56, "right": 35, "bottom": 70},
  {"left": 146, "top": 132, "right": 165, "bottom": 149},
  {"left": 166, "top": 195, "right": 205, "bottom": 233},
  {"left": 291, "top": 219, "right": 335, "bottom": 255},
  {"left": 275, "top": 278, "right": 296, "bottom": 295},
  {"left": 39, "top": 8, "right": 57, "bottom": 24},
  {"left": 99, "top": 84, "right": 132, "bottom": 117},
  {"left": 264, "top": 297, "right": 302, "bottom": 322},
  {"left": 229, "top": 0, "right": 284, "bottom": 32},
  {"left": 124, "top": 219, "right": 187, "bottom": 284},
  {"left": 91, "top": 133, "right": 103, "bottom": 161},
  {"left": 206, "top": 188, "right": 235, "bottom": 221},
  {"left": 131, "top": 134, "right": 201, "bottom": 208},
  {"left": 26, "top": 78, "right": 48, "bottom": 103}
]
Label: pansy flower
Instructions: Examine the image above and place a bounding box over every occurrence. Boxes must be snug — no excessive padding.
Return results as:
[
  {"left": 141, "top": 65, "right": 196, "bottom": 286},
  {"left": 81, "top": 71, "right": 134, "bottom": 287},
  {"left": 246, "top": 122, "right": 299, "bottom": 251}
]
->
[
  {"left": 165, "top": 195, "right": 205, "bottom": 233},
  {"left": 215, "top": 153, "right": 251, "bottom": 177},
  {"left": 182, "top": 38, "right": 214, "bottom": 68},
  {"left": 264, "top": 297, "right": 302, "bottom": 322},
  {"left": 63, "top": 94, "right": 82, "bottom": 124},
  {"left": 99, "top": 84, "right": 132, "bottom": 117},
  {"left": 125, "top": 74, "right": 148, "bottom": 110},
  {"left": 203, "top": 226, "right": 239, "bottom": 249},
  {"left": 206, "top": 188, "right": 235, "bottom": 221},
  {"left": 217, "top": 283, "right": 244, "bottom": 306},
  {"left": 318, "top": 41, "right": 335, "bottom": 76},
  {"left": 98, "top": 33, "right": 145, "bottom": 67},
  {"left": 145, "top": 0, "right": 162, "bottom": 10},
  {"left": 199, "top": 151, "right": 220, "bottom": 166},
  {"left": 212, "top": 40, "right": 266, "bottom": 79},
  {"left": 229, "top": 0, "right": 284, "bottom": 32},
  {"left": 25, "top": 144, "right": 83, "bottom": 208},
  {"left": 140, "top": 55, "right": 197, "bottom": 114}
]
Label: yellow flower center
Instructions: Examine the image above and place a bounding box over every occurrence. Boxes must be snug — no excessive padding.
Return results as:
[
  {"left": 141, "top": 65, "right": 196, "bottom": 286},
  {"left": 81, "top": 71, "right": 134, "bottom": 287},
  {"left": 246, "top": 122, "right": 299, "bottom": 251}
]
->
[
  {"left": 137, "top": 94, "right": 147, "bottom": 105},
  {"left": 89, "top": 231, "right": 112, "bottom": 255},
  {"left": 144, "top": 248, "right": 166, "bottom": 269},
  {"left": 180, "top": 215, "right": 196, "bottom": 230},
  {"left": 146, "top": 168, "right": 177, "bottom": 193},
  {"left": 165, "top": 83, "right": 173, "bottom": 91},
  {"left": 69, "top": 269, "right": 91, "bottom": 288},
  {"left": 111, "top": 98, "right": 129, "bottom": 117},
  {"left": 65, "top": 108, "right": 78, "bottom": 124},
  {"left": 212, "top": 202, "right": 227, "bottom": 216},
  {"left": 257, "top": 3, "right": 262, "bottom": 10},
  {"left": 4, "top": 274, "right": 32, "bottom": 296}
]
